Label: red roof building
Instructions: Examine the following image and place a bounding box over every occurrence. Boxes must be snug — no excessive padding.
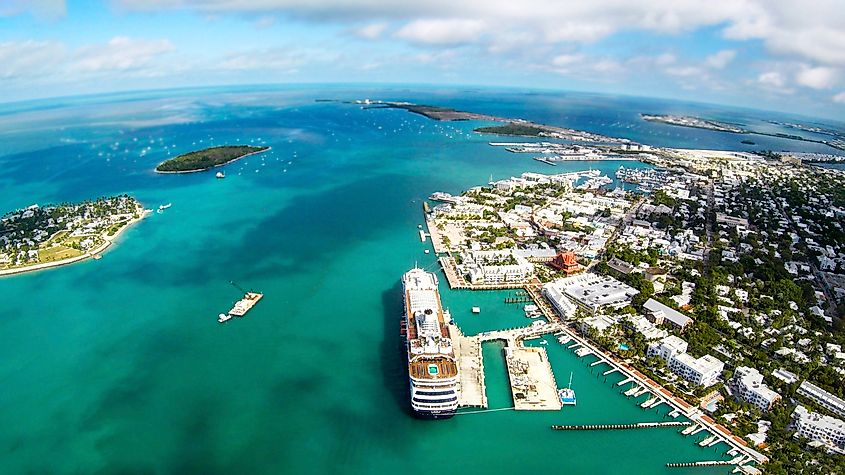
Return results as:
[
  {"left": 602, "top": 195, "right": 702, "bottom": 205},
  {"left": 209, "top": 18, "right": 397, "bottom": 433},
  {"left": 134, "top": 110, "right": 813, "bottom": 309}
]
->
[{"left": 549, "top": 251, "right": 581, "bottom": 275}]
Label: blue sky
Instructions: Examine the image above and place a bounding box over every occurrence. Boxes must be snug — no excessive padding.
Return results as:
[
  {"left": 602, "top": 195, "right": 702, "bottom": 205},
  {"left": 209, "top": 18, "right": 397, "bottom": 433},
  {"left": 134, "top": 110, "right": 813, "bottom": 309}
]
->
[{"left": 1, "top": 0, "right": 844, "bottom": 120}]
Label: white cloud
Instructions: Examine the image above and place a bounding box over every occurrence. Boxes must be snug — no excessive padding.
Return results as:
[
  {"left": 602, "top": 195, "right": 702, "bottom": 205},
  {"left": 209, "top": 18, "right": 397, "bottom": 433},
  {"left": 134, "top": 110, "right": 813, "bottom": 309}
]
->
[
  {"left": 73, "top": 37, "right": 175, "bottom": 73},
  {"left": 705, "top": 49, "right": 736, "bottom": 69},
  {"left": 724, "top": 1, "right": 845, "bottom": 67},
  {"left": 0, "top": 40, "right": 65, "bottom": 79},
  {"left": 219, "top": 47, "right": 336, "bottom": 71},
  {"left": 795, "top": 66, "right": 837, "bottom": 90},
  {"left": 254, "top": 15, "right": 276, "bottom": 28},
  {"left": 758, "top": 71, "right": 786, "bottom": 88},
  {"left": 394, "top": 19, "right": 485, "bottom": 46},
  {"left": 655, "top": 53, "right": 676, "bottom": 66},
  {"left": 0, "top": 0, "right": 65, "bottom": 20},
  {"left": 551, "top": 54, "right": 583, "bottom": 68},
  {"left": 352, "top": 22, "right": 388, "bottom": 40},
  {"left": 111, "top": 1, "right": 845, "bottom": 71},
  {"left": 665, "top": 66, "right": 701, "bottom": 78},
  {"left": 833, "top": 92, "right": 845, "bottom": 104}
]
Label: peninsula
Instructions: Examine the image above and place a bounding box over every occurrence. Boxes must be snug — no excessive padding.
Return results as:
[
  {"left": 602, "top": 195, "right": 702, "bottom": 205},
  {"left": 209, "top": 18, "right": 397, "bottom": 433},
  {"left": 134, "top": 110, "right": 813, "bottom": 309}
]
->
[
  {"left": 423, "top": 146, "right": 845, "bottom": 471},
  {"left": 356, "top": 99, "right": 630, "bottom": 144},
  {"left": 0, "top": 195, "right": 148, "bottom": 276},
  {"left": 155, "top": 145, "right": 270, "bottom": 173}
]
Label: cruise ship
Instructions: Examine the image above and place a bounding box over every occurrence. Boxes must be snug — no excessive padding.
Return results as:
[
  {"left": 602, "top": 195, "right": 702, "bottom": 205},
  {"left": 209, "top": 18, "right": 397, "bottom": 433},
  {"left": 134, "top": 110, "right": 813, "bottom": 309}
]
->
[{"left": 401, "top": 268, "right": 459, "bottom": 419}]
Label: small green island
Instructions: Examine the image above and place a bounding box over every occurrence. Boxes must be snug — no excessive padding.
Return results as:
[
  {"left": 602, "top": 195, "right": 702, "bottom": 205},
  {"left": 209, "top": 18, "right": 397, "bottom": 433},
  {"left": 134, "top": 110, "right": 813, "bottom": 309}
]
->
[{"left": 155, "top": 145, "right": 270, "bottom": 173}]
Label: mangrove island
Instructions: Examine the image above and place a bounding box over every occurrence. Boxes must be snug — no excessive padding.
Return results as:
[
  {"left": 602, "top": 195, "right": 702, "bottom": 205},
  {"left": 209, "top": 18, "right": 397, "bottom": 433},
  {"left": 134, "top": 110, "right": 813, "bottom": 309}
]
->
[{"left": 155, "top": 145, "right": 270, "bottom": 173}]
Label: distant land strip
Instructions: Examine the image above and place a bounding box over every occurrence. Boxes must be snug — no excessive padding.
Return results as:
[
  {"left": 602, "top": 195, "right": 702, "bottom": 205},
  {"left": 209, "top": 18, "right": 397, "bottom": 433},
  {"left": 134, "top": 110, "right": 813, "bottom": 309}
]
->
[
  {"left": 641, "top": 113, "right": 845, "bottom": 151},
  {"left": 332, "top": 99, "right": 629, "bottom": 144}
]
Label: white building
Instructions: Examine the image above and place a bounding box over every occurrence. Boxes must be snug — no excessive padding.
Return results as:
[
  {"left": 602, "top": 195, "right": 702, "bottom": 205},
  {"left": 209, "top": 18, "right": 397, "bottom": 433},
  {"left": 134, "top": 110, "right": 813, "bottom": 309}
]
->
[
  {"left": 543, "top": 273, "right": 638, "bottom": 313},
  {"left": 792, "top": 406, "right": 845, "bottom": 451},
  {"left": 797, "top": 381, "right": 845, "bottom": 419},
  {"left": 626, "top": 315, "right": 669, "bottom": 341},
  {"left": 542, "top": 283, "right": 577, "bottom": 318},
  {"left": 728, "top": 367, "right": 781, "bottom": 411},
  {"left": 460, "top": 250, "right": 534, "bottom": 285},
  {"left": 643, "top": 298, "right": 693, "bottom": 331},
  {"left": 648, "top": 335, "right": 687, "bottom": 360},
  {"left": 647, "top": 335, "right": 724, "bottom": 388}
]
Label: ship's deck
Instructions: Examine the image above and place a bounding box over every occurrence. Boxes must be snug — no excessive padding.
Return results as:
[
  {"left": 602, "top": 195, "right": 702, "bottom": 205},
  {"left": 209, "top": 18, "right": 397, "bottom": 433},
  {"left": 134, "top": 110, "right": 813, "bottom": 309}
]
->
[
  {"left": 404, "top": 288, "right": 450, "bottom": 341},
  {"left": 409, "top": 357, "right": 458, "bottom": 380}
]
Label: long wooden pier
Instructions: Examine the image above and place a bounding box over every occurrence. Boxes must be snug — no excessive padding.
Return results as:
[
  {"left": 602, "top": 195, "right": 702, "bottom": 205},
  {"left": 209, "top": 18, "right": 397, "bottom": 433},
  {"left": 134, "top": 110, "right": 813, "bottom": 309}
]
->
[{"left": 552, "top": 421, "right": 690, "bottom": 431}]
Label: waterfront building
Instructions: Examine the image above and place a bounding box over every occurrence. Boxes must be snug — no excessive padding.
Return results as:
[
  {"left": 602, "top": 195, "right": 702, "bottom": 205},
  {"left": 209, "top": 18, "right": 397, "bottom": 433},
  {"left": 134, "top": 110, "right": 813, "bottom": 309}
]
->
[
  {"left": 459, "top": 250, "right": 534, "bottom": 285},
  {"left": 647, "top": 335, "right": 688, "bottom": 360},
  {"left": 543, "top": 273, "right": 638, "bottom": 314},
  {"left": 797, "top": 381, "right": 845, "bottom": 419},
  {"left": 792, "top": 406, "right": 845, "bottom": 452},
  {"left": 542, "top": 283, "right": 577, "bottom": 318},
  {"left": 728, "top": 366, "right": 781, "bottom": 411},
  {"left": 579, "top": 314, "right": 620, "bottom": 336},
  {"left": 643, "top": 298, "right": 693, "bottom": 332},
  {"left": 647, "top": 335, "right": 724, "bottom": 388}
]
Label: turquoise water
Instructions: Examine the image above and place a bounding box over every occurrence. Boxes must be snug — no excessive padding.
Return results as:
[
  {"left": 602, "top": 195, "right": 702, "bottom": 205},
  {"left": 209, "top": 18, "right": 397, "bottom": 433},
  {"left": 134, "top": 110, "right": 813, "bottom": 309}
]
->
[{"left": 2, "top": 86, "right": 830, "bottom": 474}]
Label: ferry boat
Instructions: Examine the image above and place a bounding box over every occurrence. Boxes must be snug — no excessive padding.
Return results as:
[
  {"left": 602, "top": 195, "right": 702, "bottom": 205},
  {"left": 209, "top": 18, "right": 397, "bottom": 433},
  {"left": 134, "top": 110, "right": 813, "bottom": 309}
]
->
[
  {"left": 559, "top": 372, "right": 577, "bottom": 406},
  {"left": 402, "top": 268, "right": 459, "bottom": 419}
]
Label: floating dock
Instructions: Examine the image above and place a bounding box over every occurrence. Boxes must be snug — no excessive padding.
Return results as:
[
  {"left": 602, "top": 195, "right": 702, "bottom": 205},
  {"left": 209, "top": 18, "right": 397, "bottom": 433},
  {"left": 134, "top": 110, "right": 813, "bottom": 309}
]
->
[{"left": 227, "top": 292, "right": 263, "bottom": 316}]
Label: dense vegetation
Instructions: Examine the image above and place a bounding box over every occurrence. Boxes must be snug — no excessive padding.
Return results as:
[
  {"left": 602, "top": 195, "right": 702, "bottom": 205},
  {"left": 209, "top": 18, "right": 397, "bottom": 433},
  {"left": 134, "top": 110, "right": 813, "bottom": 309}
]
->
[
  {"left": 474, "top": 123, "right": 547, "bottom": 136},
  {"left": 155, "top": 145, "right": 269, "bottom": 172}
]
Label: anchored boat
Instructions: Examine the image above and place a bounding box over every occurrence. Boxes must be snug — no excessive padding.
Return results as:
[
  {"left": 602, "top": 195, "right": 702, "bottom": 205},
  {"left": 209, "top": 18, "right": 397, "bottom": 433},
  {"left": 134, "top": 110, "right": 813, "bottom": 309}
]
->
[
  {"left": 218, "top": 281, "right": 263, "bottom": 324},
  {"left": 559, "top": 372, "right": 577, "bottom": 406}
]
